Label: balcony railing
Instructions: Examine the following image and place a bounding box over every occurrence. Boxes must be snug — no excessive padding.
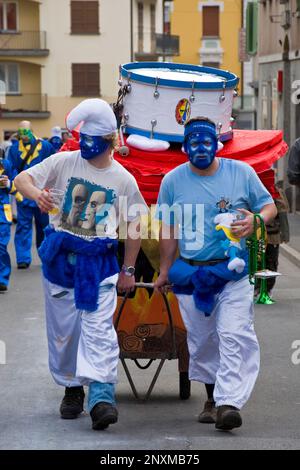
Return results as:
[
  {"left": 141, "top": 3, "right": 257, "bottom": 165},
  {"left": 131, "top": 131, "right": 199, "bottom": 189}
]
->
[
  {"left": 155, "top": 33, "right": 180, "bottom": 56},
  {"left": 135, "top": 32, "right": 180, "bottom": 59},
  {"left": 0, "top": 31, "right": 48, "bottom": 54},
  {"left": 1, "top": 94, "right": 48, "bottom": 113}
]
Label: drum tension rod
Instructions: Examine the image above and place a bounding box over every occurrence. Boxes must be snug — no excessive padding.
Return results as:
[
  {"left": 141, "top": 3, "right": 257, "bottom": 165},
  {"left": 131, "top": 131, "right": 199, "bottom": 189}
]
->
[
  {"left": 154, "top": 77, "right": 160, "bottom": 99},
  {"left": 189, "top": 81, "right": 196, "bottom": 103},
  {"left": 150, "top": 119, "right": 157, "bottom": 139},
  {"left": 219, "top": 81, "right": 226, "bottom": 103},
  {"left": 126, "top": 72, "right": 132, "bottom": 94}
]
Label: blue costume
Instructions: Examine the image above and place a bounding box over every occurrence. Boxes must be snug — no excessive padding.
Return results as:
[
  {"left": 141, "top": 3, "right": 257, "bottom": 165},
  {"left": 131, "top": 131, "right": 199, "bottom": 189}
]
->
[
  {"left": 156, "top": 117, "right": 275, "bottom": 417},
  {"left": 0, "top": 158, "right": 19, "bottom": 288},
  {"left": 7, "top": 137, "right": 55, "bottom": 266}
]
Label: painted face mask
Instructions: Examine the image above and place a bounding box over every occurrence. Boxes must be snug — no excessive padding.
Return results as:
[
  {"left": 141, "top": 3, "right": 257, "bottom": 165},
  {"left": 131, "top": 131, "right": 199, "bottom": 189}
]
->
[
  {"left": 18, "top": 128, "right": 34, "bottom": 143},
  {"left": 50, "top": 136, "right": 63, "bottom": 152},
  {"left": 79, "top": 133, "right": 111, "bottom": 160},
  {"left": 184, "top": 132, "right": 218, "bottom": 170}
]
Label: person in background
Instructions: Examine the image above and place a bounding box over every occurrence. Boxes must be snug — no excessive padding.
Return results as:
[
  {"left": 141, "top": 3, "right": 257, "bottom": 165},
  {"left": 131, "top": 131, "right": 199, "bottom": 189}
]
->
[
  {"left": 7, "top": 121, "right": 55, "bottom": 269},
  {"left": 48, "top": 126, "right": 63, "bottom": 153},
  {"left": 287, "top": 137, "right": 300, "bottom": 187},
  {"left": 263, "top": 186, "right": 289, "bottom": 298},
  {"left": 0, "top": 156, "right": 22, "bottom": 291}
]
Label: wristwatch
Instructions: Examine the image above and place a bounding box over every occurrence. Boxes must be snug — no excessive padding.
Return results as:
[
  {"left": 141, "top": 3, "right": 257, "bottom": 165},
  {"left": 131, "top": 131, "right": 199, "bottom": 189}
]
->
[{"left": 121, "top": 264, "right": 136, "bottom": 277}]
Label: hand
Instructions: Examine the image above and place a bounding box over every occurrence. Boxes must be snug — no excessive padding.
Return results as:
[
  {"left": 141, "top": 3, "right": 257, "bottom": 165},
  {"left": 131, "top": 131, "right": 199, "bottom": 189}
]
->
[
  {"left": 0, "top": 175, "right": 9, "bottom": 188},
  {"left": 230, "top": 208, "right": 255, "bottom": 238},
  {"left": 154, "top": 272, "right": 171, "bottom": 294},
  {"left": 117, "top": 272, "right": 136, "bottom": 295},
  {"left": 36, "top": 189, "right": 54, "bottom": 213}
]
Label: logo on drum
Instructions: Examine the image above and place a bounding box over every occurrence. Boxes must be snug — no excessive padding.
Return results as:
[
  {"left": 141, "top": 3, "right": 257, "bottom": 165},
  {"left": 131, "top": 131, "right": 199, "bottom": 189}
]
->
[{"left": 175, "top": 99, "right": 191, "bottom": 125}]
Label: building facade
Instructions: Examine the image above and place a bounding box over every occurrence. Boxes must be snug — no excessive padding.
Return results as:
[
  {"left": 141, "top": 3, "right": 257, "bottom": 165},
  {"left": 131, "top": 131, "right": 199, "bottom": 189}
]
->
[
  {"left": 169, "top": 0, "right": 242, "bottom": 82},
  {"left": 255, "top": 0, "right": 300, "bottom": 207},
  {"left": 0, "top": 0, "right": 166, "bottom": 139}
]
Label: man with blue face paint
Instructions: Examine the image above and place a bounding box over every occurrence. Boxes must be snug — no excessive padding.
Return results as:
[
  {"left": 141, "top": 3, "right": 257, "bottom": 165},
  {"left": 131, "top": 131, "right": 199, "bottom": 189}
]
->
[
  {"left": 155, "top": 116, "right": 277, "bottom": 431},
  {"left": 183, "top": 118, "right": 218, "bottom": 170},
  {"left": 15, "top": 99, "right": 148, "bottom": 431}
]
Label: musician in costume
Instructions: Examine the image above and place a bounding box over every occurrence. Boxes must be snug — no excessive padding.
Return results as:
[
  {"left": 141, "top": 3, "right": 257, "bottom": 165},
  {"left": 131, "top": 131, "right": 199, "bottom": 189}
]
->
[
  {"left": 0, "top": 157, "right": 23, "bottom": 292},
  {"left": 15, "top": 99, "right": 148, "bottom": 431},
  {"left": 155, "top": 117, "right": 277, "bottom": 430},
  {"left": 7, "top": 121, "right": 55, "bottom": 269}
]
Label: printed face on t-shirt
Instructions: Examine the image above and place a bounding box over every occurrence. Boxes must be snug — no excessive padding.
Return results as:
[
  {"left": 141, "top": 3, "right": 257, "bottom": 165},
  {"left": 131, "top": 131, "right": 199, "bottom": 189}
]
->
[{"left": 60, "top": 177, "right": 116, "bottom": 237}]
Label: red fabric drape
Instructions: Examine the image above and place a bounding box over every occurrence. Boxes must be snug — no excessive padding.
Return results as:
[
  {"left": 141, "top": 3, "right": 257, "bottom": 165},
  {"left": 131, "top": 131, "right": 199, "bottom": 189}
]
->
[{"left": 60, "top": 129, "right": 288, "bottom": 204}]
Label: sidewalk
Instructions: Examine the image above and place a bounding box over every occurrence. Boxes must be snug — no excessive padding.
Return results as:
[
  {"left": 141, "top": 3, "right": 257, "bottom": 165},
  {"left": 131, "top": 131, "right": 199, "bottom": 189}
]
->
[{"left": 280, "top": 213, "right": 300, "bottom": 268}]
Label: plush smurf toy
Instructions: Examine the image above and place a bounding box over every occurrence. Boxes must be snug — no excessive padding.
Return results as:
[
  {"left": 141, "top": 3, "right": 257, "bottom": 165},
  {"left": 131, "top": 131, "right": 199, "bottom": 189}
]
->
[{"left": 214, "top": 212, "right": 246, "bottom": 274}]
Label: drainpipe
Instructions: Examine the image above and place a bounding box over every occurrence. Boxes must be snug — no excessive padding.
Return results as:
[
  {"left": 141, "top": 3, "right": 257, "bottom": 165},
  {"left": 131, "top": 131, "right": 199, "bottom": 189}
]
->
[{"left": 130, "top": 0, "right": 134, "bottom": 61}]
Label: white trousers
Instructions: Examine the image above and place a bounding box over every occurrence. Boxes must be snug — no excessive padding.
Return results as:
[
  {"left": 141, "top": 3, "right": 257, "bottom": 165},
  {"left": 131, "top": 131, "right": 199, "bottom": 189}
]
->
[
  {"left": 176, "top": 276, "right": 260, "bottom": 409},
  {"left": 43, "top": 274, "right": 119, "bottom": 388}
]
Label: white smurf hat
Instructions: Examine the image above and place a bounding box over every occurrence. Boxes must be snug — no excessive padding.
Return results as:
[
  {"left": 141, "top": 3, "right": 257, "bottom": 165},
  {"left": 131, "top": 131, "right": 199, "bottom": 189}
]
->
[
  {"left": 51, "top": 126, "right": 62, "bottom": 138},
  {"left": 66, "top": 98, "right": 117, "bottom": 136}
]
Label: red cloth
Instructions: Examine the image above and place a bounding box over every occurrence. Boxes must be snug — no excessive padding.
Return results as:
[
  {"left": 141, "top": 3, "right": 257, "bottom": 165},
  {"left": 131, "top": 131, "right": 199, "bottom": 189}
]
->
[
  {"left": 114, "top": 130, "right": 288, "bottom": 204},
  {"left": 58, "top": 129, "right": 288, "bottom": 204}
]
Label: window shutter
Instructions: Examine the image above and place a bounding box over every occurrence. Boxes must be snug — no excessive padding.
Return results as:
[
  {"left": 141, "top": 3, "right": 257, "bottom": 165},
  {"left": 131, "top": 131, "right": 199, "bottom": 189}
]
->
[
  {"left": 71, "top": 1, "right": 99, "bottom": 34},
  {"left": 246, "top": 2, "right": 258, "bottom": 55},
  {"left": 202, "top": 6, "right": 219, "bottom": 37},
  {"left": 72, "top": 64, "right": 100, "bottom": 96}
]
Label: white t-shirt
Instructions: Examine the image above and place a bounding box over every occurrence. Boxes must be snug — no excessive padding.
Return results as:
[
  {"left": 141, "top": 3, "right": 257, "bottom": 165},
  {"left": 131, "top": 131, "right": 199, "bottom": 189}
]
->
[{"left": 26, "top": 150, "right": 148, "bottom": 239}]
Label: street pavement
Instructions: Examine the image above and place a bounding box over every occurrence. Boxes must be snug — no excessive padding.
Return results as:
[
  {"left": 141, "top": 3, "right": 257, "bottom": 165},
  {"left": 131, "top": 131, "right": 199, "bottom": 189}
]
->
[{"left": 1, "top": 240, "right": 300, "bottom": 450}]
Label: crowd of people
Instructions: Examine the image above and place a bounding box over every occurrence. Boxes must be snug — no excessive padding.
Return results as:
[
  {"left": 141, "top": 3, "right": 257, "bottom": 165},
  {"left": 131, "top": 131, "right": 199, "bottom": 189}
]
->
[{"left": 0, "top": 122, "right": 71, "bottom": 291}]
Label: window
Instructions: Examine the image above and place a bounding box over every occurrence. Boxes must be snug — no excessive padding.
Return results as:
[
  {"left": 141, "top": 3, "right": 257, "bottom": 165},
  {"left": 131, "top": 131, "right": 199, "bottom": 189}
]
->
[
  {"left": 246, "top": 2, "right": 258, "bottom": 55},
  {"left": 0, "top": 63, "right": 19, "bottom": 93},
  {"left": 150, "top": 4, "right": 156, "bottom": 53},
  {"left": 71, "top": 1, "right": 99, "bottom": 34},
  {"left": 0, "top": 2, "right": 17, "bottom": 32},
  {"left": 202, "top": 62, "right": 219, "bottom": 69},
  {"left": 138, "top": 2, "right": 143, "bottom": 53},
  {"left": 202, "top": 6, "right": 219, "bottom": 37},
  {"left": 72, "top": 64, "right": 100, "bottom": 97}
]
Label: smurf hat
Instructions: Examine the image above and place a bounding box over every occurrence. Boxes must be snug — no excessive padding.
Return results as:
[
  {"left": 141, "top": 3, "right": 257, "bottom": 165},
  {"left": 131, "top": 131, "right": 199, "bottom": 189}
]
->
[
  {"left": 51, "top": 126, "right": 62, "bottom": 138},
  {"left": 184, "top": 116, "right": 217, "bottom": 141},
  {"left": 66, "top": 98, "right": 117, "bottom": 137}
]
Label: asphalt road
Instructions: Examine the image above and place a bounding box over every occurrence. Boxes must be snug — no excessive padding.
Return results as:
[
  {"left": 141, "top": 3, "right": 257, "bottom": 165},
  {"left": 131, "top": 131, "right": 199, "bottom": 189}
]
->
[{"left": 1, "top": 242, "right": 300, "bottom": 450}]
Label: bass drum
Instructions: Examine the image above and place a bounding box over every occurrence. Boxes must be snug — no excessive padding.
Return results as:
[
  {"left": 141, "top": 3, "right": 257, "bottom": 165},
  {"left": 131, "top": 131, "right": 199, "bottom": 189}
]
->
[{"left": 119, "top": 62, "right": 239, "bottom": 143}]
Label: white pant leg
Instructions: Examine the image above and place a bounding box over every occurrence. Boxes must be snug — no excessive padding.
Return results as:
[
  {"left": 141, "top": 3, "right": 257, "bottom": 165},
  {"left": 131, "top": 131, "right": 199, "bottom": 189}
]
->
[
  {"left": 214, "top": 276, "right": 260, "bottom": 409},
  {"left": 176, "top": 294, "right": 220, "bottom": 384},
  {"left": 43, "top": 277, "right": 82, "bottom": 387},
  {"left": 76, "top": 274, "right": 119, "bottom": 384},
  {"left": 43, "top": 273, "right": 119, "bottom": 387}
]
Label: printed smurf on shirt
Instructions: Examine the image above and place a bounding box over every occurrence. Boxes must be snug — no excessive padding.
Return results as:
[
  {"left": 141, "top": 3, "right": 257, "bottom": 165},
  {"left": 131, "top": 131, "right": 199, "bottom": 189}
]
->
[{"left": 60, "top": 177, "right": 116, "bottom": 238}]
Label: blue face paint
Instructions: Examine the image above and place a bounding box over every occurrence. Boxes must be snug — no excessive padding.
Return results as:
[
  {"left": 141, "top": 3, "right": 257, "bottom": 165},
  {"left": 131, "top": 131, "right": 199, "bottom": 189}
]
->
[
  {"left": 79, "top": 133, "right": 111, "bottom": 160},
  {"left": 49, "top": 136, "right": 63, "bottom": 152},
  {"left": 184, "top": 132, "right": 218, "bottom": 170}
]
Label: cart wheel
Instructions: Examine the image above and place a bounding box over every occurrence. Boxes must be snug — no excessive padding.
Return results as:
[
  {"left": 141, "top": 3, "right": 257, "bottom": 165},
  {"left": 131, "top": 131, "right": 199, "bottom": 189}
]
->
[{"left": 179, "top": 371, "right": 191, "bottom": 400}]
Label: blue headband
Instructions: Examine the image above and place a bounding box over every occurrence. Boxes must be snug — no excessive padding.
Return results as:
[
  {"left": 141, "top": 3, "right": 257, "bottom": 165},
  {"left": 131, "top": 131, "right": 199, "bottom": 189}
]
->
[{"left": 184, "top": 120, "right": 217, "bottom": 141}]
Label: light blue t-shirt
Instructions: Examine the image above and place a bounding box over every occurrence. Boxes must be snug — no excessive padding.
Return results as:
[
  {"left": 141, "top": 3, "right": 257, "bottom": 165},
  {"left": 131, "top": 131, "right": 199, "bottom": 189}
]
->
[{"left": 156, "top": 159, "right": 274, "bottom": 260}]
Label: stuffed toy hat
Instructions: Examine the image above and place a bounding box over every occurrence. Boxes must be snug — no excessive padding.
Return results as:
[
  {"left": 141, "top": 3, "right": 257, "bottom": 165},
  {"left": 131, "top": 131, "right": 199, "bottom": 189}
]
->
[{"left": 66, "top": 98, "right": 117, "bottom": 136}]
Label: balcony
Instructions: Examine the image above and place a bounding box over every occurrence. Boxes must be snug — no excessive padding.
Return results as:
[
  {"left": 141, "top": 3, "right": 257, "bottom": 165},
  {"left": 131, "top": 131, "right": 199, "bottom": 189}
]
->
[
  {"left": 134, "top": 33, "right": 180, "bottom": 61},
  {"left": 155, "top": 33, "right": 180, "bottom": 56},
  {"left": 0, "top": 31, "right": 49, "bottom": 57},
  {"left": 0, "top": 94, "right": 50, "bottom": 118}
]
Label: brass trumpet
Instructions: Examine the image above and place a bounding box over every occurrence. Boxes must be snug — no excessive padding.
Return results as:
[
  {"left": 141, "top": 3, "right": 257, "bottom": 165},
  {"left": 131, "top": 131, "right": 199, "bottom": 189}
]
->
[{"left": 246, "top": 214, "right": 281, "bottom": 305}]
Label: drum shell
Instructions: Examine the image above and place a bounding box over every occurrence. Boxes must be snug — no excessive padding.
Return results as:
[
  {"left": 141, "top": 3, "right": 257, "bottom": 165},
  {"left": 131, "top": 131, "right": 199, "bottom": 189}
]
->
[{"left": 121, "top": 79, "right": 234, "bottom": 143}]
